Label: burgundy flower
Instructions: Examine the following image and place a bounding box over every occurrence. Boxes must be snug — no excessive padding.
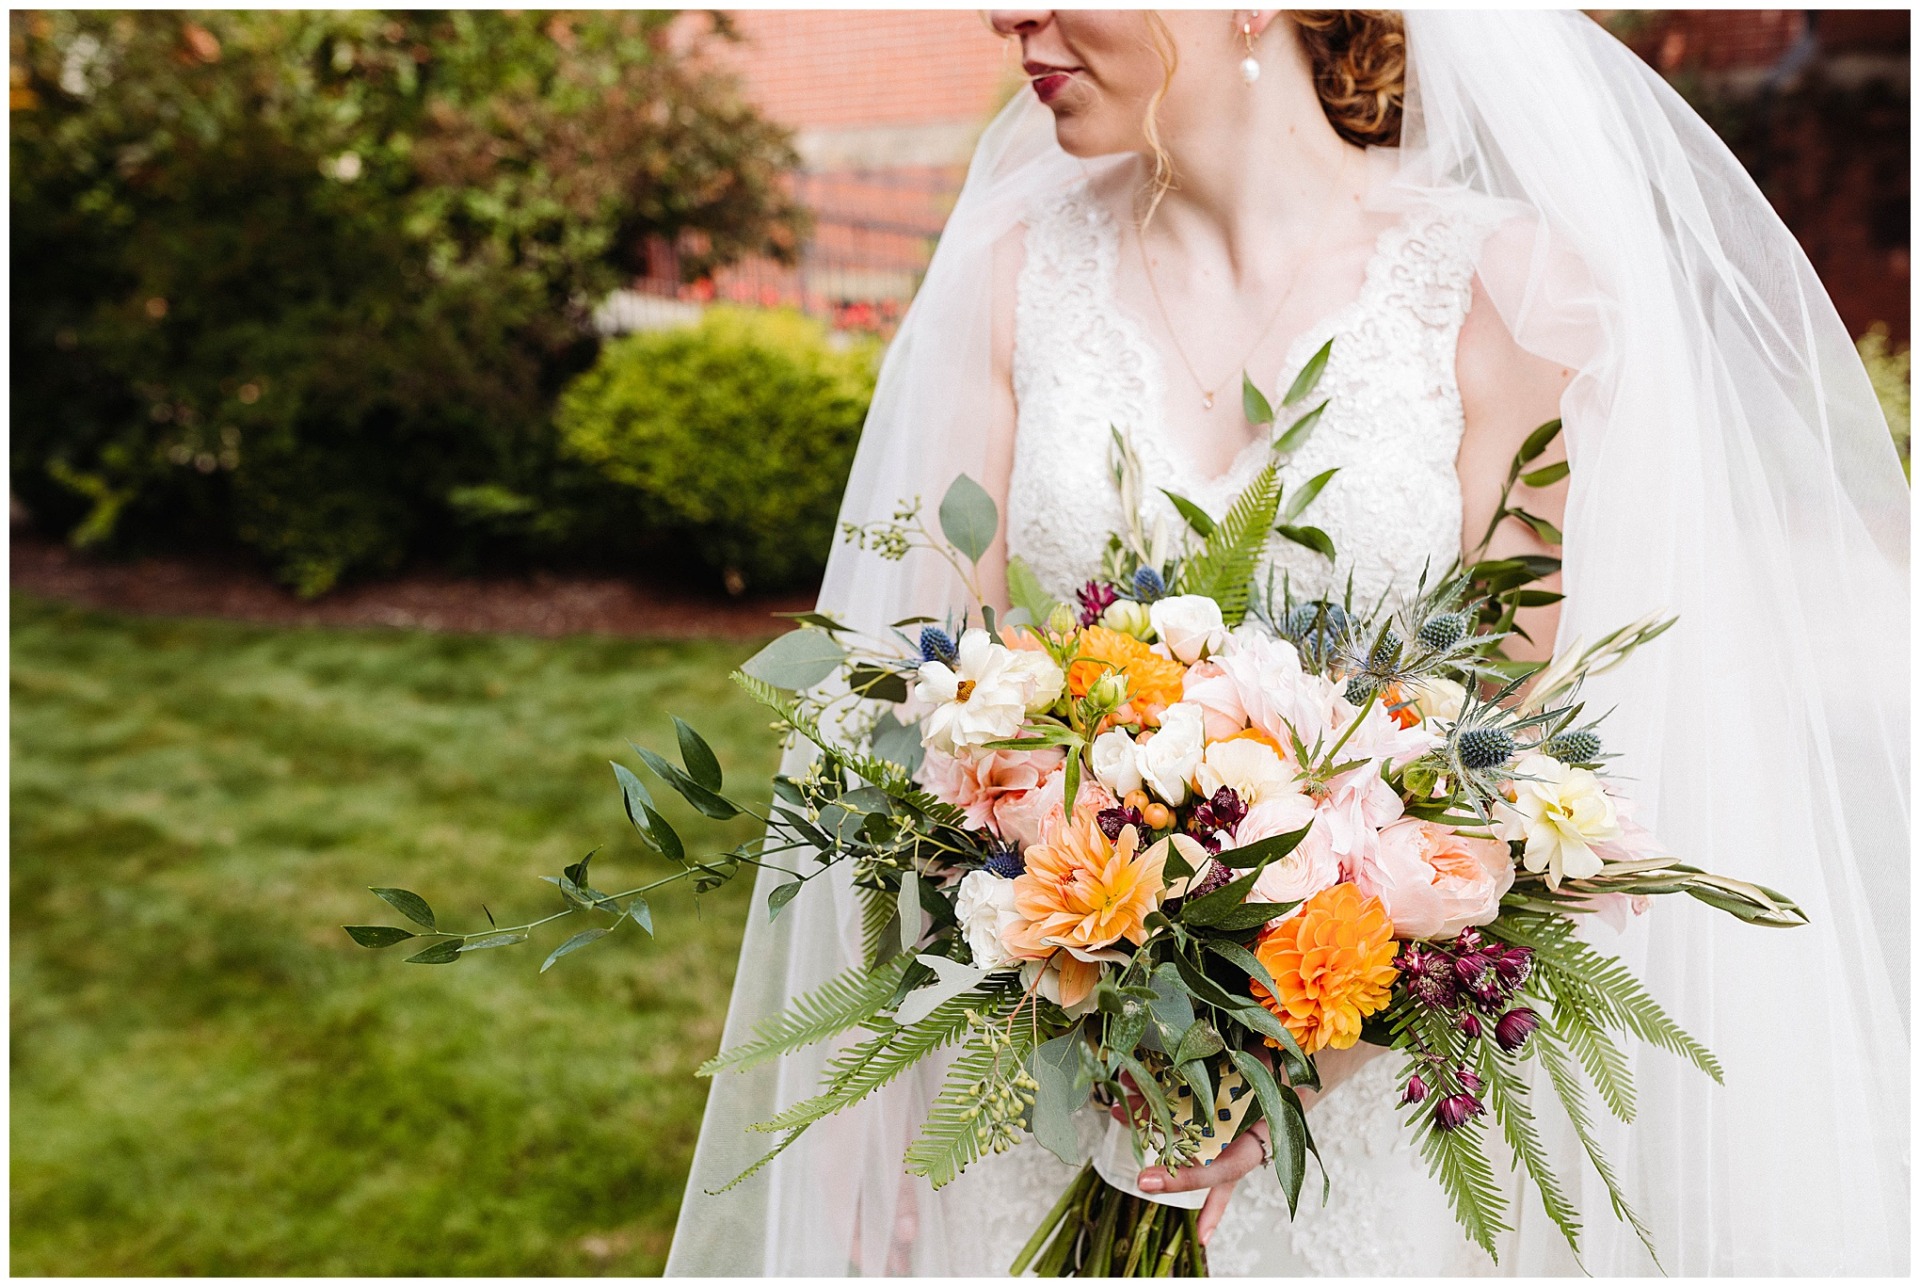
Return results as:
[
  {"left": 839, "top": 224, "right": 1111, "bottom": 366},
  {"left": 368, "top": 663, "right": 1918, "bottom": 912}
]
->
[
  {"left": 1184, "top": 787, "right": 1247, "bottom": 854},
  {"left": 1434, "top": 1093, "right": 1485, "bottom": 1132},
  {"left": 1398, "top": 945, "right": 1458, "bottom": 1010},
  {"left": 1492, "top": 944, "right": 1534, "bottom": 990},
  {"left": 1454, "top": 952, "right": 1505, "bottom": 1007},
  {"left": 1456, "top": 1068, "right": 1484, "bottom": 1095},
  {"left": 1186, "top": 860, "right": 1236, "bottom": 900},
  {"left": 1077, "top": 580, "right": 1120, "bottom": 627},
  {"left": 1495, "top": 1007, "right": 1541, "bottom": 1053},
  {"left": 1458, "top": 1013, "right": 1483, "bottom": 1039},
  {"left": 1097, "top": 806, "right": 1146, "bottom": 844},
  {"left": 1454, "top": 927, "right": 1484, "bottom": 952},
  {"left": 1401, "top": 1074, "right": 1429, "bottom": 1105}
]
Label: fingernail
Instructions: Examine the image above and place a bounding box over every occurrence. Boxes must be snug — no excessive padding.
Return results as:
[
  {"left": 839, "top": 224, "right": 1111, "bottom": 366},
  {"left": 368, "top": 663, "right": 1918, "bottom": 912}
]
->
[{"left": 1140, "top": 1173, "right": 1163, "bottom": 1192}]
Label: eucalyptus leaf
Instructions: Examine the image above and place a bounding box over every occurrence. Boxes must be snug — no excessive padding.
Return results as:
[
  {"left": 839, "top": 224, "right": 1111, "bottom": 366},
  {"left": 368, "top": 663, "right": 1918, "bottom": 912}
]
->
[
  {"left": 1028, "top": 1030, "right": 1092, "bottom": 1166},
  {"left": 343, "top": 925, "right": 416, "bottom": 949},
  {"left": 869, "top": 711, "right": 926, "bottom": 776},
  {"left": 1006, "top": 555, "right": 1058, "bottom": 624},
  {"left": 672, "top": 716, "right": 724, "bottom": 791},
  {"left": 938, "top": 473, "right": 999, "bottom": 565},
  {"left": 897, "top": 870, "right": 922, "bottom": 952},
  {"left": 629, "top": 897, "right": 654, "bottom": 937},
  {"left": 540, "top": 927, "right": 610, "bottom": 973},
  {"left": 370, "top": 887, "right": 435, "bottom": 930},
  {"left": 768, "top": 880, "right": 805, "bottom": 921},
  {"left": 1160, "top": 489, "right": 1218, "bottom": 539},
  {"left": 1242, "top": 372, "right": 1275, "bottom": 425},
  {"left": 404, "top": 939, "right": 462, "bottom": 965},
  {"left": 740, "top": 628, "right": 847, "bottom": 691},
  {"left": 775, "top": 611, "right": 850, "bottom": 633},
  {"left": 1273, "top": 399, "right": 1328, "bottom": 456},
  {"left": 459, "top": 931, "right": 529, "bottom": 952},
  {"left": 1282, "top": 339, "right": 1334, "bottom": 406},
  {"left": 1276, "top": 524, "right": 1336, "bottom": 560}
]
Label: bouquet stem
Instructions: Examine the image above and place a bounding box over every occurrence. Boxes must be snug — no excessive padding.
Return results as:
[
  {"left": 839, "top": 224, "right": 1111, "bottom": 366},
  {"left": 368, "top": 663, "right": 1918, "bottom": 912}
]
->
[{"left": 1010, "top": 1165, "right": 1209, "bottom": 1277}]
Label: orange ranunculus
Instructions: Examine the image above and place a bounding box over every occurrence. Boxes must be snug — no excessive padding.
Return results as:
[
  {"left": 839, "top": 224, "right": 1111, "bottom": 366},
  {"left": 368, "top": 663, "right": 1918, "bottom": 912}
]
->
[
  {"left": 1066, "top": 626, "right": 1188, "bottom": 728},
  {"left": 1251, "top": 882, "right": 1399, "bottom": 1054},
  {"left": 1225, "top": 727, "right": 1291, "bottom": 759},
  {"left": 1009, "top": 815, "right": 1167, "bottom": 956}
]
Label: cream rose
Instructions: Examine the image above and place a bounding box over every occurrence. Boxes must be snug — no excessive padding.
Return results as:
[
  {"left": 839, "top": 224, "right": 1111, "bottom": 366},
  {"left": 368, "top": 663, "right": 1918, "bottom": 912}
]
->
[
  {"left": 915, "top": 629, "right": 1031, "bottom": 753},
  {"left": 953, "top": 870, "right": 1023, "bottom": 971},
  {"left": 1148, "top": 594, "right": 1228, "bottom": 664},
  {"left": 1407, "top": 676, "right": 1468, "bottom": 727},
  {"left": 1136, "top": 701, "right": 1206, "bottom": 805},
  {"left": 1193, "top": 735, "right": 1301, "bottom": 806},
  {"left": 1089, "top": 728, "right": 1145, "bottom": 797},
  {"left": 1355, "top": 819, "right": 1514, "bottom": 940},
  {"left": 1005, "top": 646, "right": 1066, "bottom": 713},
  {"left": 1497, "top": 753, "right": 1621, "bottom": 886}
]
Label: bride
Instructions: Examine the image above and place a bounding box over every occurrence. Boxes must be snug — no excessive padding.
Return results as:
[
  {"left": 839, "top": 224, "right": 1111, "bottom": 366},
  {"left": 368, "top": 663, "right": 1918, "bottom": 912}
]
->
[{"left": 668, "top": 10, "right": 1908, "bottom": 1276}]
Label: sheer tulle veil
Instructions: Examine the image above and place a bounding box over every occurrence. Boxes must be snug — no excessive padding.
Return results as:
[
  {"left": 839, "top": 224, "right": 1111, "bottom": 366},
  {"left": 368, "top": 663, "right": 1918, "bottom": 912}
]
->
[{"left": 666, "top": 11, "right": 1908, "bottom": 1275}]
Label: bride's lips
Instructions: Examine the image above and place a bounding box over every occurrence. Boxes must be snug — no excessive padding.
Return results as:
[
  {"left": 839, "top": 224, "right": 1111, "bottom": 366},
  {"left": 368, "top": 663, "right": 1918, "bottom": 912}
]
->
[{"left": 1024, "top": 60, "right": 1081, "bottom": 105}]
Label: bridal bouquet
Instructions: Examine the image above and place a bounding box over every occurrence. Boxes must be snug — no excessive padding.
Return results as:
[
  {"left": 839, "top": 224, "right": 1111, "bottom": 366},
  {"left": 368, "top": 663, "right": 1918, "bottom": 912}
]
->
[{"left": 345, "top": 355, "right": 1803, "bottom": 1274}]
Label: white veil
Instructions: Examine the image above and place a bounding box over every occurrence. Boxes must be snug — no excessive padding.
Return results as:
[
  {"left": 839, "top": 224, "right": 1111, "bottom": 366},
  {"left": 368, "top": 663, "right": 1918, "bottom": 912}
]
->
[{"left": 667, "top": 11, "right": 1908, "bottom": 1275}]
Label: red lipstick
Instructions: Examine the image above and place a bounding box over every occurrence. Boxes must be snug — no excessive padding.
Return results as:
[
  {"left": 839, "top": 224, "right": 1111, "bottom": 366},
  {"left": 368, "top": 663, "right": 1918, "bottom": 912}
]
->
[{"left": 1024, "top": 60, "right": 1079, "bottom": 105}]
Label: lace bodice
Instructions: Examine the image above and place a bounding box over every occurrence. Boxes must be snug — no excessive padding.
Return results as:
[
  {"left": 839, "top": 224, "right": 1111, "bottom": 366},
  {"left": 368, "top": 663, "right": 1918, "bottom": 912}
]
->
[
  {"left": 961, "top": 180, "right": 1496, "bottom": 1277},
  {"left": 1008, "top": 179, "right": 1483, "bottom": 611}
]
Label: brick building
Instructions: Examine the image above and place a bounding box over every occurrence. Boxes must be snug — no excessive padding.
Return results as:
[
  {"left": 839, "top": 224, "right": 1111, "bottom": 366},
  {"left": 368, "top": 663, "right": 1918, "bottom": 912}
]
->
[{"left": 624, "top": 10, "right": 1907, "bottom": 341}]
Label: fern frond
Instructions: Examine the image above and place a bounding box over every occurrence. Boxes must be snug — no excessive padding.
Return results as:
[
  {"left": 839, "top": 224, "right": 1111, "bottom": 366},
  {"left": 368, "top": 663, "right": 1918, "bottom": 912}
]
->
[
  {"left": 1534, "top": 1025, "right": 1662, "bottom": 1269},
  {"left": 749, "top": 989, "right": 1003, "bottom": 1136},
  {"left": 1554, "top": 993, "right": 1636, "bottom": 1123},
  {"left": 1413, "top": 1103, "right": 1510, "bottom": 1261},
  {"left": 1174, "top": 462, "right": 1281, "bottom": 625},
  {"left": 699, "top": 955, "right": 912, "bottom": 1076},
  {"left": 859, "top": 883, "right": 898, "bottom": 971},
  {"left": 904, "top": 1022, "right": 1040, "bottom": 1188},
  {"left": 1497, "top": 913, "right": 1721, "bottom": 1082},
  {"left": 1476, "top": 1045, "right": 1583, "bottom": 1262}
]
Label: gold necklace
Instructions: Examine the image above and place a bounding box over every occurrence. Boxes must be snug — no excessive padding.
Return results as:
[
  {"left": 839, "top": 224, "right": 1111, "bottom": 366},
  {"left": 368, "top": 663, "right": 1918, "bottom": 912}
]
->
[{"left": 1137, "top": 151, "right": 1349, "bottom": 412}]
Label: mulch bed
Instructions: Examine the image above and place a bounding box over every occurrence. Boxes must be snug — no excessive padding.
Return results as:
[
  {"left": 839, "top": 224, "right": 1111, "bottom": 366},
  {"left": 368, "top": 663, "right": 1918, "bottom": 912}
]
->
[{"left": 9, "top": 530, "right": 814, "bottom": 640}]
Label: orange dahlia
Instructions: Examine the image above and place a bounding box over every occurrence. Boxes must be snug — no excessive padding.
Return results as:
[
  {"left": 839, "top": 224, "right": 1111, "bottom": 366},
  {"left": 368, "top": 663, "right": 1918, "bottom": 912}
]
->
[
  {"left": 1251, "top": 882, "right": 1400, "bottom": 1054},
  {"left": 1066, "top": 626, "right": 1187, "bottom": 727},
  {"left": 1010, "top": 816, "right": 1166, "bottom": 955}
]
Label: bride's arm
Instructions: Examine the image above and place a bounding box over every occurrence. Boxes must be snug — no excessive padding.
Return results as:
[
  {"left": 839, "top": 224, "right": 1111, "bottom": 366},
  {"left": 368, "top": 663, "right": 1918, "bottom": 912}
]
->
[
  {"left": 973, "top": 224, "right": 1026, "bottom": 617},
  {"left": 1455, "top": 274, "right": 1575, "bottom": 664}
]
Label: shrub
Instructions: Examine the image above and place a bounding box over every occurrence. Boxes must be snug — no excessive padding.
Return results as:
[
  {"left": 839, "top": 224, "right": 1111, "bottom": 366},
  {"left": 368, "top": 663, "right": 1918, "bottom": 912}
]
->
[
  {"left": 11, "top": 11, "right": 805, "bottom": 595},
  {"left": 557, "top": 309, "right": 877, "bottom": 593}
]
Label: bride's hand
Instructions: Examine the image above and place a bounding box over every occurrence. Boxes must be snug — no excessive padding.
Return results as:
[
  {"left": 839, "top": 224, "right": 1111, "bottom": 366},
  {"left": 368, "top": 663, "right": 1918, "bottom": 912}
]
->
[{"left": 1113, "top": 1042, "right": 1388, "bottom": 1246}]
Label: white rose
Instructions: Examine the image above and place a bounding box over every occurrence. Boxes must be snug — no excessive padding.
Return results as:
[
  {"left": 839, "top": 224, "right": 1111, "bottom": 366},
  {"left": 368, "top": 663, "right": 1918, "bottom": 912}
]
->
[
  {"left": 915, "top": 629, "right": 1030, "bottom": 753},
  {"left": 953, "top": 870, "right": 1022, "bottom": 971},
  {"left": 1136, "top": 702, "right": 1206, "bottom": 805},
  {"left": 1408, "top": 676, "right": 1467, "bottom": 727},
  {"left": 1004, "top": 647, "right": 1066, "bottom": 713},
  {"left": 1193, "top": 736, "right": 1301, "bottom": 806},
  {"left": 1090, "top": 729, "right": 1145, "bottom": 797},
  {"left": 1099, "top": 599, "right": 1152, "bottom": 639},
  {"left": 1148, "top": 594, "right": 1228, "bottom": 664},
  {"left": 1497, "top": 753, "right": 1621, "bottom": 887}
]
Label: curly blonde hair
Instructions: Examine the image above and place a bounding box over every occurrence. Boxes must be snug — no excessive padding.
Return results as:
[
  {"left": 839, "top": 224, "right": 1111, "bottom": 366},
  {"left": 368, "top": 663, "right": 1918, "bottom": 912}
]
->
[{"left": 1290, "top": 10, "right": 1407, "bottom": 148}]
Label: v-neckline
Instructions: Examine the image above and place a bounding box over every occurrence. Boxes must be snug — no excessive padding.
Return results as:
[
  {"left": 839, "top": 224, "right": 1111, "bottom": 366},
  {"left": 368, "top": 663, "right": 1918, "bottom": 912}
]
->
[{"left": 1093, "top": 193, "right": 1403, "bottom": 497}]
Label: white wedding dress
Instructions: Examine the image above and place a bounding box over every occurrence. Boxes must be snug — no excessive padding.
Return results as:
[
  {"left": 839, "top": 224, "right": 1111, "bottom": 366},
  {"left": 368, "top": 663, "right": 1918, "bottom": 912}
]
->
[{"left": 936, "top": 179, "right": 1500, "bottom": 1277}]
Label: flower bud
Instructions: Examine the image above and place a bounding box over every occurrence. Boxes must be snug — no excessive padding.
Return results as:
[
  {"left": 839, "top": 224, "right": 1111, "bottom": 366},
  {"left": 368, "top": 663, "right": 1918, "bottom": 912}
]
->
[
  {"left": 1492, "top": 945, "right": 1534, "bottom": 990},
  {"left": 1456, "top": 1069, "right": 1484, "bottom": 1095},
  {"left": 1087, "top": 671, "right": 1130, "bottom": 709},
  {"left": 1494, "top": 1007, "right": 1541, "bottom": 1053},
  {"left": 1434, "top": 1093, "right": 1485, "bottom": 1132},
  {"left": 1401, "top": 1074, "right": 1429, "bottom": 1105},
  {"left": 1046, "top": 602, "right": 1079, "bottom": 637},
  {"left": 1100, "top": 599, "right": 1153, "bottom": 639},
  {"left": 1458, "top": 1013, "right": 1483, "bottom": 1039}
]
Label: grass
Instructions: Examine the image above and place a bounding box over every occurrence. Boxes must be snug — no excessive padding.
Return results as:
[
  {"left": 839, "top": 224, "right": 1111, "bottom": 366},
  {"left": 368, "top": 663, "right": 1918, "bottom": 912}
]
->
[{"left": 10, "top": 593, "right": 780, "bottom": 1274}]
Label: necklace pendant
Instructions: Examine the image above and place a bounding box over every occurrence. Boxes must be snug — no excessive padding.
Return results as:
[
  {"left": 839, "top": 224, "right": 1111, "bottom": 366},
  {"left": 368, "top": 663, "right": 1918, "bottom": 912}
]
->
[{"left": 1201, "top": 391, "right": 1215, "bottom": 410}]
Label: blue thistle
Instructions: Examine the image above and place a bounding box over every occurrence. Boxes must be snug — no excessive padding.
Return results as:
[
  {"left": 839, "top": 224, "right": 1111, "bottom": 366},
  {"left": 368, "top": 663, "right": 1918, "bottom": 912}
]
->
[
  {"left": 1132, "top": 566, "right": 1167, "bottom": 601},
  {"left": 1284, "top": 601, "right": 1348, "bottom": 664},
  {"left": 1345, "top": 675, "right": 1377, "bottom": 705},
  {"left": 1419, "top": 613, "right": 1468, "bottom": 651},
  {"left": 1370, "top": 629, "right": 1403, "bottom": 672},
  {"left": 983, "top": 845, "right": 1025, "bottom": 879},
  {"left": 1543, "top": 730, "right": 1602, "bottom": 764},
  {"left": 918, "top": 626, "right": 958, "bottom": 666},
  {"left": 1456, "top": 727, "right": 1516, "bottom": 770}
]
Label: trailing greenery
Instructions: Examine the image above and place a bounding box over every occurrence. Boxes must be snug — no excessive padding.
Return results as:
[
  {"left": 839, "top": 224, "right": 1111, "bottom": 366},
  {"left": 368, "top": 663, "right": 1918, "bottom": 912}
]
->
[
  {"left": 697, "top": 955, "right": 912, "bottom": 1076},
  {"left": 11, "top": 10, "right": 806, "bottom": 596},
  {"left": 557, "top": 308, "right": 878, "bottom": 592},
  {"left": 10, "top": 594, "right": 777, "bottom": 1273}
]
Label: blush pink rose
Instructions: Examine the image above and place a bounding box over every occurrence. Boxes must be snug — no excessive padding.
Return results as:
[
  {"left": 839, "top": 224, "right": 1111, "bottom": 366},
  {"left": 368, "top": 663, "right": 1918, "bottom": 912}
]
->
[
  {"left": 989, "top": 763, "right": 1115, "bottom": 852},
  {"left": 1181, "top": 659, "right": 1249, "bottom": 742},
  {"left": 1232, "top": 795, "right": 1342, "bottom": 909},
  {"left": 1353, "top": 819, "right": 1514, "bottom": 941},
  {"left": 916, "top": 745, "right": 1064, "bottom": 833},
  {"left": 1210, "top": 634, "right": 1345, "bottom": 753}
]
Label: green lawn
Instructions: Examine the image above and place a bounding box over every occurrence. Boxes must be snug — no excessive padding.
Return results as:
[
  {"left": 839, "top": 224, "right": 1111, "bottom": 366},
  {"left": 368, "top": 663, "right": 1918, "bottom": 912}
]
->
[{"left": 10, "top": 593, "right": 777, "bottom": 1274}]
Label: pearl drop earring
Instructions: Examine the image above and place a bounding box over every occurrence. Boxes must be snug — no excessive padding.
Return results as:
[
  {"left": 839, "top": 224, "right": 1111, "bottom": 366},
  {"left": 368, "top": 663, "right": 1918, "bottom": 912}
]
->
[{"left": 1240, "top": 20, "right": 1261, "bottom": 85}]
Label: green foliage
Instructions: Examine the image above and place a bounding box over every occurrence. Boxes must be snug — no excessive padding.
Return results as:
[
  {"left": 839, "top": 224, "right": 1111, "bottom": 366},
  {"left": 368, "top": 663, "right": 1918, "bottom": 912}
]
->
[
  {"left": 12, "top": 11, "right": 805, "bottom": 595},
  {"left": 557, "top": 308, "right": 878, "bottom": 592},
  {"left": 1173, "top": 462, "right": 1281, "bottom": 624},
  {"left": 9, "top": 593, "right": 778, "bottom": 1273},
  {"left": 1414, "top": 1098, "right": 1510, "bottom": 1261},
  {"left": 1476, "top": 1044, "right": 1584, "bottom": 1258},
  {"left": 904, "top": 1015, "right": 1039, "bottom": 1188},
  {"left": 699, "top": 956, "right": 912, "bottom": 1076}
]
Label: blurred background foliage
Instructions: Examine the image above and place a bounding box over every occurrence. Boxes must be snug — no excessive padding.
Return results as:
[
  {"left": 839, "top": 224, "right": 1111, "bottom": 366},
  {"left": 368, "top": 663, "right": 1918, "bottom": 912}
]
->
[{"left": 10, "top": 10, "right": 841, "bottom": 597}]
